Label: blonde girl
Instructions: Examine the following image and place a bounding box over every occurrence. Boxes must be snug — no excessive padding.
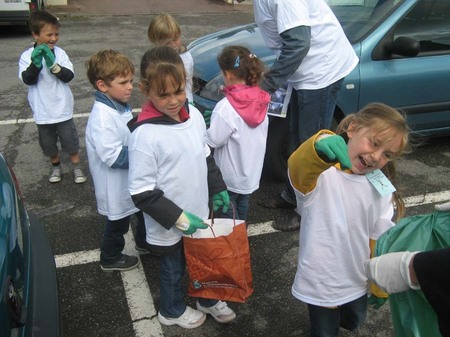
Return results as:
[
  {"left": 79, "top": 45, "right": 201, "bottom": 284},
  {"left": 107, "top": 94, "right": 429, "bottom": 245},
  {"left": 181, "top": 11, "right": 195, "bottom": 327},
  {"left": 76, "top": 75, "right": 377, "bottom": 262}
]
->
[{"left": 288, "top": 102, "right": 411, "bottom": 337}]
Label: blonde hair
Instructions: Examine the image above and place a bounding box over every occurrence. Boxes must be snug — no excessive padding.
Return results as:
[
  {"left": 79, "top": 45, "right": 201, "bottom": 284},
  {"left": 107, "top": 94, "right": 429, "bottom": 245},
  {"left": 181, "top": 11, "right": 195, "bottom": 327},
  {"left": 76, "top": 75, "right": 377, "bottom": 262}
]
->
[
  {"left": 336, "top": 102, "right": 412, "bottom": 220},
  {"left": 139, "top": 46, "right": 185, "bottom": 95},
  {"left": 148, "top": 13, "right": 181, "bottom": 46},
  {"left": 86, "top": 50, "right": 135, "bottom": 89}
]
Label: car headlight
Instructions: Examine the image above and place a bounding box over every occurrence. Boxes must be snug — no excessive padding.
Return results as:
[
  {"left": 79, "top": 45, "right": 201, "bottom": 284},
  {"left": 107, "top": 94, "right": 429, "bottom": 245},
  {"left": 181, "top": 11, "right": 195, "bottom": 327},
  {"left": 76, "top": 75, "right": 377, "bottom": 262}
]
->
[{"left": 200, "top": 75, "right": 225, "bottom": 102}]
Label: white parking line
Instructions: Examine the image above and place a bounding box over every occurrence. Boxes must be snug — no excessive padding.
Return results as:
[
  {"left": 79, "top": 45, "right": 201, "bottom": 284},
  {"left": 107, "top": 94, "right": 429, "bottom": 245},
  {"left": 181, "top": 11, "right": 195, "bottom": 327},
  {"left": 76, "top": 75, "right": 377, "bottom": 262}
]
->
[{"left": 53, "top": 189, "right": 450, "bottom": 336}]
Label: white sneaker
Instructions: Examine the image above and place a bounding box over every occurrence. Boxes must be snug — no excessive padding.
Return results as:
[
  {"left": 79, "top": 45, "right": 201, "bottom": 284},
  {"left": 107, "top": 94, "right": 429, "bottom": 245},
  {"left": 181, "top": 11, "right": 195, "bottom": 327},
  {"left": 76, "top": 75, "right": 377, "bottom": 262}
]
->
[
  {"left": 73, "top": 168, "right": 86, "bottom": 184},
  {"left": 49, "top": 166, "right": 62, "bottom": 183},
  {"left": 158, "top": 306, "right": 206, "bottom": 329},
  {"left": 196, "top": 300, "right": 236, "bottom": 323}
]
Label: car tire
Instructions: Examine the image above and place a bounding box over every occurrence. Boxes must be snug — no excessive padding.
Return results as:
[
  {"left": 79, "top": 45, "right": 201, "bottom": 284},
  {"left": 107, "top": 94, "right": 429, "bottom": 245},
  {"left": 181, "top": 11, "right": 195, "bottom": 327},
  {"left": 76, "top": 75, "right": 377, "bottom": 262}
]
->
[{"left": 263, "top": 116, "right": 290, "bottom": 182}]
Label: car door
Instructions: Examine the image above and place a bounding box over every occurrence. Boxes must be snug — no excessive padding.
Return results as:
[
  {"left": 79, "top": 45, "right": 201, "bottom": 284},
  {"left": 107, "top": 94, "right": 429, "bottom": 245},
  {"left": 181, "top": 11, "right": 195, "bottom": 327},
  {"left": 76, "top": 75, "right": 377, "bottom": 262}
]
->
[{"left": 358, "top": 0, "right": 450, "bottom": 136}]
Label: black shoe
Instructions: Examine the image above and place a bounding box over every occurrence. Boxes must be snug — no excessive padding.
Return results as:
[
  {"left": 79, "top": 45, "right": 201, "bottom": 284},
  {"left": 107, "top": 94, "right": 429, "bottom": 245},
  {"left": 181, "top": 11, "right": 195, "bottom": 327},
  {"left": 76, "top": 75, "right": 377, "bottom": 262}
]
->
[
  {"left": 272, "top": 213, "right": 300, "bottom": 231},
  {"left": 100, "top": 254, "right": 139, "bottom": 272},
  {"left": 257, "top": 194, "right": 296, "bottom": 209},
  {"left": 135, "top": 244, "right": 150, "bottom": 255}
]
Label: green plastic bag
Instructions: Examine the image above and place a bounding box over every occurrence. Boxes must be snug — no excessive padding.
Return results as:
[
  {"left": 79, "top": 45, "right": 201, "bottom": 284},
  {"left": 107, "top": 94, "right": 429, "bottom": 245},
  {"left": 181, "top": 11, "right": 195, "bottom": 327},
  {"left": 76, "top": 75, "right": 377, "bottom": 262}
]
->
[{"left": 375, "top": 211, "right": 450, "bottom": 337}]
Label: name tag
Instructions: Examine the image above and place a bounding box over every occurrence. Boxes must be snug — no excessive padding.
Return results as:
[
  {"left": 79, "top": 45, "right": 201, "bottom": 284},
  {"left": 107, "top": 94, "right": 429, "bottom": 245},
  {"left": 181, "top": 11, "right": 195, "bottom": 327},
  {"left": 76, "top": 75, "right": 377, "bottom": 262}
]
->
[{"left": 366, "top": 169, "right": 396, "bottom": 196}]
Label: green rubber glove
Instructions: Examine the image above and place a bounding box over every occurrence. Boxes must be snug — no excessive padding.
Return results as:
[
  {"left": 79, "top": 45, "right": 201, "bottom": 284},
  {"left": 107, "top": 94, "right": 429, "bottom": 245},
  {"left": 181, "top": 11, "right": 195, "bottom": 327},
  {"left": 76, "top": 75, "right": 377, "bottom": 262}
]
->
[
  {"left": 31, "top": 44, "right": 46, "bottom": 68},
  {"left": 367, "top": 294, "right": 388, "bottom": 309},
  {"left": 175, "top": 211, "right": 208, "bottom": 235},
  {"left": 315, "top": 134, "right": 352, "bottom": 170},
  {"left": 203, "top": 110, "right": 212, "bottom": 127},
  {"left": 212, "top": 190, "right": 230, "bottom": 214},
  {"left": 41, "top": 44, "right": 56, "bottom": 68}
]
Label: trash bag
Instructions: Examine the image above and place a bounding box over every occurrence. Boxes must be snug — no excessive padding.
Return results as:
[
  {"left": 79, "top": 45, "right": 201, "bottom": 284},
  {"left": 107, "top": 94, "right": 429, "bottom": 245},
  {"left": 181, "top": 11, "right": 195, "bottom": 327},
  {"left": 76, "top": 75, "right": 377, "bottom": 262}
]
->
[{"left": 375, "top": 211, "right": 450, "bottom": 337}]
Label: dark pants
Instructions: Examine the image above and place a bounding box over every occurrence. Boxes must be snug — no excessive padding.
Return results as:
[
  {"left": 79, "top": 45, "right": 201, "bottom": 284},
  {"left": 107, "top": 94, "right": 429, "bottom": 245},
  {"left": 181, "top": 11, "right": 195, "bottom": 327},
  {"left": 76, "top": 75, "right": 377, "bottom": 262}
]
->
[
  {"left": 100, "top": 211, "right": 145, "bottom": 265},
  {"left": 159, "top": 244, "right": 217, "bottom": 318},
  {"left": 307, "top": 294, "right": 368, "bottom": 337}
]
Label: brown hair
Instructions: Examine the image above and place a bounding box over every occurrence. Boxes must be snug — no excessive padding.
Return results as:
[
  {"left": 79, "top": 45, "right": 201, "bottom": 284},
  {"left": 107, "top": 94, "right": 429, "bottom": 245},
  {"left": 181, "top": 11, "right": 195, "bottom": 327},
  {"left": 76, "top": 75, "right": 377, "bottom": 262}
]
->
[
  {"left": 148, "top": 13, "right": 181, "bottom": 46},
  {"left": 217, "top": 45, "right": 266, "bottom": 86},
  {"left": 336, "top": 102, "right": 412, "bottom": 220},
  {"left": 29, "top": 10, "right": 60, "bottom": 35},
  {"left": 85, "top": 50, "right": 135, "bottom": 89},
  {"left": 139, "top": 46, "right": 185, "bottom": 95}
]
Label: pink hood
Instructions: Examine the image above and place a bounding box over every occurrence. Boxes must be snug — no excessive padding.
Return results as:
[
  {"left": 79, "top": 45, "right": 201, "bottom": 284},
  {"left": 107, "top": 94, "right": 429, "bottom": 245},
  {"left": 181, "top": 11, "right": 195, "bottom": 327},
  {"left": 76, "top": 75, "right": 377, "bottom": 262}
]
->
[{"left": 224, "top": 84, "right": 270, "bottom": 128}]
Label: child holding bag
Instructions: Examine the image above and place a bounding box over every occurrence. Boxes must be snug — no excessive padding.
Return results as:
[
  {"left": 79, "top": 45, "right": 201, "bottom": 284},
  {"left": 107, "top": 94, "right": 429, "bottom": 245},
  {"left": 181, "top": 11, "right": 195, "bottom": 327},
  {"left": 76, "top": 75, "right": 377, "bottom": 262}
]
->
[
  {"left": 128, "top": 46, "right": 235, "bottom": 329},
  {"left": 288, "top": 103, "right": 411, "bottom": 336}
]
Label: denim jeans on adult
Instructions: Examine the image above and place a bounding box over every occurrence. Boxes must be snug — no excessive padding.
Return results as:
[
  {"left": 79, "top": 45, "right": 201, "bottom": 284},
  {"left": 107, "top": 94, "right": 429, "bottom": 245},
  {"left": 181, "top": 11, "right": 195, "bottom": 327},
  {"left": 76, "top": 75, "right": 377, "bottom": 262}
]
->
[
  {"left": 159, "top": 244, "right": 218, "bottom": 318},
  {"left": 307, "top": 294, "right": 368, "bottom": 337},
  {"left": 281, "top": 79, "right": 344, "bottom": 204},
  {"left": 222, "top": 191, "right": 251, "bottom": 221},
  {"left": 100, "top": 212, "right": 146, "bottom": 265}
]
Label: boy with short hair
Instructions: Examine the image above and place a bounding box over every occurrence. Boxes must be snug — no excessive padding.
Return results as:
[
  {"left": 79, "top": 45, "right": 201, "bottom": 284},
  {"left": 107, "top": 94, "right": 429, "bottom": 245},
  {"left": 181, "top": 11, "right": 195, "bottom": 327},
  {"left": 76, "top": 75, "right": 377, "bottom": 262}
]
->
[
  {"left": 18, "top": 10, "right": 86, "bottom": 184},
  {"left": 85, "top": 49, "right": 145, "bottom": 271}
]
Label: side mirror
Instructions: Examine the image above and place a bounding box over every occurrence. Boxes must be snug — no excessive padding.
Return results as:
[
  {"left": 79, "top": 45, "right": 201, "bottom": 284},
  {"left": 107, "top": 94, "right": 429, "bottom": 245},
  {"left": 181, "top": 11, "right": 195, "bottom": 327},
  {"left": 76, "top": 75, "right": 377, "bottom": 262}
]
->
[{"left": 385, "top": 36, "right": 420, "bottom": 57}]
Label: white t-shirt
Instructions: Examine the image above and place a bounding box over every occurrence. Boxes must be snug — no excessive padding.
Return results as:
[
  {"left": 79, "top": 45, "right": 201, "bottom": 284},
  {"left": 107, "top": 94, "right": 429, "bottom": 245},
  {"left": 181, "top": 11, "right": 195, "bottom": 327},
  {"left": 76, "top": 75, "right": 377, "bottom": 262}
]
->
[
  {"left": 18, "top": 45, "right": 74, "bottom": 124},
  {"left": 206, "top": 97, "right": 268, "bottom": 194},
  {"left": 128, "top": 106, "right": 210, "bottom": 247},
  {"left": 180, "top": 50, "right": 194, "bottom": 103},
  {"left": 253, "top": 0, "right": 359, "bottom": 90},
  {"left": 291, "top": 167, "right": 395, "bottom": 306},
  {"left": 85, "top": 101, "right": 138, "bottom": 220}
]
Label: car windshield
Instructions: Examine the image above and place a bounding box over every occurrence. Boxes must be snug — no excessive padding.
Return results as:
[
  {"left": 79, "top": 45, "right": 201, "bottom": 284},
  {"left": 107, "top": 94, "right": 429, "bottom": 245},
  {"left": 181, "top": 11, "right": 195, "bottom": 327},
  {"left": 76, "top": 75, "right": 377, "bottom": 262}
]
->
[{"left": 329, "top": 0, "right": 404, "bottom": 43}]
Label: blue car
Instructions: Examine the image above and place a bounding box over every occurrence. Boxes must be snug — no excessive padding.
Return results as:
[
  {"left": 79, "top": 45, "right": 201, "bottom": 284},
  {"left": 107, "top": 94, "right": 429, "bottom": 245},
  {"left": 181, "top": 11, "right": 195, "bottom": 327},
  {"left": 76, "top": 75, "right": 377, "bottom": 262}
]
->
[
  {"left": 189, "top": 0, "right": 450, "bottom": 180},
  {"left": 0, "top": 153, "right": 60, "bottom": 337}
]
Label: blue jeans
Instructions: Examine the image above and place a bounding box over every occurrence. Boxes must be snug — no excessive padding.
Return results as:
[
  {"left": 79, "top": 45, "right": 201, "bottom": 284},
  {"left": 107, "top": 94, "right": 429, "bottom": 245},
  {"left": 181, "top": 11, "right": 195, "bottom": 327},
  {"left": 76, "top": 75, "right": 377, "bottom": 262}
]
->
[
  {"left": 307, "top": 294, "right": 368, "bottom": 337},
  {"left": 223, "top": 191, "right": 251, "bottom": 221},
  {"left": 159, "top": 244, "right": 217, "bottom": 318},
  {"left": 282, "top": 79, "right": 344, "bottom": 204},
  {"left": 100, "top": 212, "right": 145, "bottom": 265}
]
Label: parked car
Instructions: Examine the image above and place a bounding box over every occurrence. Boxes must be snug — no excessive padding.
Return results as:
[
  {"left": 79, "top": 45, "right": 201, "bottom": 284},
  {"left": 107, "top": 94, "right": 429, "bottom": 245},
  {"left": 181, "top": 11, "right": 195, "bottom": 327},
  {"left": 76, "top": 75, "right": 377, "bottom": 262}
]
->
[
  {"left": 0, "top": 152, "right": 60, "bottom": 337},
  {"left": 188, "top": 0, "right": 450, "bottom": 181},
  {"left": 0, "top": 0, "right": 44, "bottom": 27}
]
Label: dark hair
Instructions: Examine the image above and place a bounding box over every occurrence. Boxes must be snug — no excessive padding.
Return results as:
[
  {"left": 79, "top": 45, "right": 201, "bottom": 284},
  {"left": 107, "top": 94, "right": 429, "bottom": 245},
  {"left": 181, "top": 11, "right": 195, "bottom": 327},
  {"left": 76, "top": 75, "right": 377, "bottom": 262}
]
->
[
  {"left": 86, "top": 50, "right": 135, "bottom": 89},
  {"left": 29, "top": 10, "right": 60, "bottom": 35},
  {"left": 139, "top": 46, "right": 185, "bottom": 95},
  {"left": 217, "top": 45, "right": 266, "bottom": 86}
]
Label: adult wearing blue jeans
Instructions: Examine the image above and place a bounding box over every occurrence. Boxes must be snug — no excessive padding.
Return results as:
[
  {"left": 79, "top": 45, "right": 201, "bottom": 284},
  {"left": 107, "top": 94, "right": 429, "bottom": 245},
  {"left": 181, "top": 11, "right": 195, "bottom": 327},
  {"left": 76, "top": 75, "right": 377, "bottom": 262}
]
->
[{"left": 252, "top": 0, "right": 359, "bottom": 230}]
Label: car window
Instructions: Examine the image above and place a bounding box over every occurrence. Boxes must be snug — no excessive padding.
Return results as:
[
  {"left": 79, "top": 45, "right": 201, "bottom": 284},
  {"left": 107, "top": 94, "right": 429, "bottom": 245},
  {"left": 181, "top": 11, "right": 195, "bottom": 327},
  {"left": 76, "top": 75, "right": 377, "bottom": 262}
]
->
[
  {"left": 394, "top": 0, "right": 450, "bottom": 55},
  {"left": 330, "top": 0, "right": 404, "bottom": 43}
]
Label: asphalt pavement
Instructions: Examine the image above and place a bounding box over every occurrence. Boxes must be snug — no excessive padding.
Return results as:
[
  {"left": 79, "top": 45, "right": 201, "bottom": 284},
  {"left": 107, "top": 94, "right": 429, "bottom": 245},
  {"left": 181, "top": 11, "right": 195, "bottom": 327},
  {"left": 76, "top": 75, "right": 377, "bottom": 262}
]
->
[{"left": 2, "top": 2, "right": 448, "bottom": 337}]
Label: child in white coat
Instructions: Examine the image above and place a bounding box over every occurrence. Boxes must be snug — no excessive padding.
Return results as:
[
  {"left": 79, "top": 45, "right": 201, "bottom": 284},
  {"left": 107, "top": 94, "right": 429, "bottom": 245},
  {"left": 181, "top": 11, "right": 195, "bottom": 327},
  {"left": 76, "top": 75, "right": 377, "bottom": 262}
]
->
[
  {"left": 206, "top": 46, "right": 270, "bottom": 220},
  {"left": 85, "top": 50, "right": 145, "bottom": 272}
]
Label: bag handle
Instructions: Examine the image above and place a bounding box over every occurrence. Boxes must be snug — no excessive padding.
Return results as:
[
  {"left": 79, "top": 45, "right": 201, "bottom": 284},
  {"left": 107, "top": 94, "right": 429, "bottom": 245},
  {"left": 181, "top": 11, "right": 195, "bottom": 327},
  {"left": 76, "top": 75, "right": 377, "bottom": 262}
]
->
[{"left": 210, "top": 202, "right": 236, "bottom": 227}]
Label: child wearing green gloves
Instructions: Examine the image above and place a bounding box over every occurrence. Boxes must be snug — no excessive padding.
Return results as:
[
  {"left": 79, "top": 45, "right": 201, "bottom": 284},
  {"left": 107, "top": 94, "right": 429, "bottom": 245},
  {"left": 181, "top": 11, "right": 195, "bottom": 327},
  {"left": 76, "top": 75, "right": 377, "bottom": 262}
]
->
[
  {"left": 19, "top": 10, "right": 86, "bottom": 184},
  {"left": 128, "top": 46, "right": 234, "bottom": 329}
]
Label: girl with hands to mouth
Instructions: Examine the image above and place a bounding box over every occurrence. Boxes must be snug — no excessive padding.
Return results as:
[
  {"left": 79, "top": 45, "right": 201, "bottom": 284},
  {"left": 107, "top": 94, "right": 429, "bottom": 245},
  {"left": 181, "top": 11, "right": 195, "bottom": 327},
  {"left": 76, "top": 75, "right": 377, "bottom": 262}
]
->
[{"left": 287, "top": 103, "right": 411, "bottom": 337}]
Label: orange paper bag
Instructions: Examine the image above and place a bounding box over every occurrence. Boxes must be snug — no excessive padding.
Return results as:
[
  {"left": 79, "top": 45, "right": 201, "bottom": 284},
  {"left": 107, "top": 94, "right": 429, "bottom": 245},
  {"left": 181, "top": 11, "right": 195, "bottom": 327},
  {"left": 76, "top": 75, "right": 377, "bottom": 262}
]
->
[{"left": 183, "top": 216, "right": 253, "bottom": 303}]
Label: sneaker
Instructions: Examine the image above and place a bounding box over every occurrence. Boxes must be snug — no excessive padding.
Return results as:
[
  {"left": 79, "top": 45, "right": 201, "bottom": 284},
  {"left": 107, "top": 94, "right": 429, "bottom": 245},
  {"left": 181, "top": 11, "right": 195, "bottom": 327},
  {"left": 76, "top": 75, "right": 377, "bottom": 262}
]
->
[
  {"left": 158, "top": 306, "right": 206, "bottom": 329},
  {"left": 100, "top": 254, "right": 139, "bottom": 272},
  {"left": 49, "top": 166, "right": 62, "bottom": 183},
  {"left": 196, "top": 300, "right": 236, "bottom": 323},
  {"left": 272, "top": 212, "right": 301, "bottom": 231},
  {"left": 73, "top": 168, "right": 86, "bottom": 184},
  {"left": 135, "top": 244, "right": 150, "bottom": 255},
  {"left": 257, "top": 193, "right": 296, "bottom": 209}
]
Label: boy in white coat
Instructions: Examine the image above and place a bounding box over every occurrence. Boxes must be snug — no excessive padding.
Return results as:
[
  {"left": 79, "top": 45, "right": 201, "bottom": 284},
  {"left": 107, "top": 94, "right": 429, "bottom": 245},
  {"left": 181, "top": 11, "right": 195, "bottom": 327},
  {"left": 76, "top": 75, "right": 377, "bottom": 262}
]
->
[{"left": 85, "top": 50, "right": 145, "bottom": 271}]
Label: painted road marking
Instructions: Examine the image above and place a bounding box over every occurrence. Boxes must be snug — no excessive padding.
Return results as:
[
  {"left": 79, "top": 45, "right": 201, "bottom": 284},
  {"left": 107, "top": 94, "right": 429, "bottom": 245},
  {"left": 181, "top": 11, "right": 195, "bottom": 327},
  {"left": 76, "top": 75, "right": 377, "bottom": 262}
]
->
[{"left": 54, "top": 189, "right": 450, "bottom": 337}]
